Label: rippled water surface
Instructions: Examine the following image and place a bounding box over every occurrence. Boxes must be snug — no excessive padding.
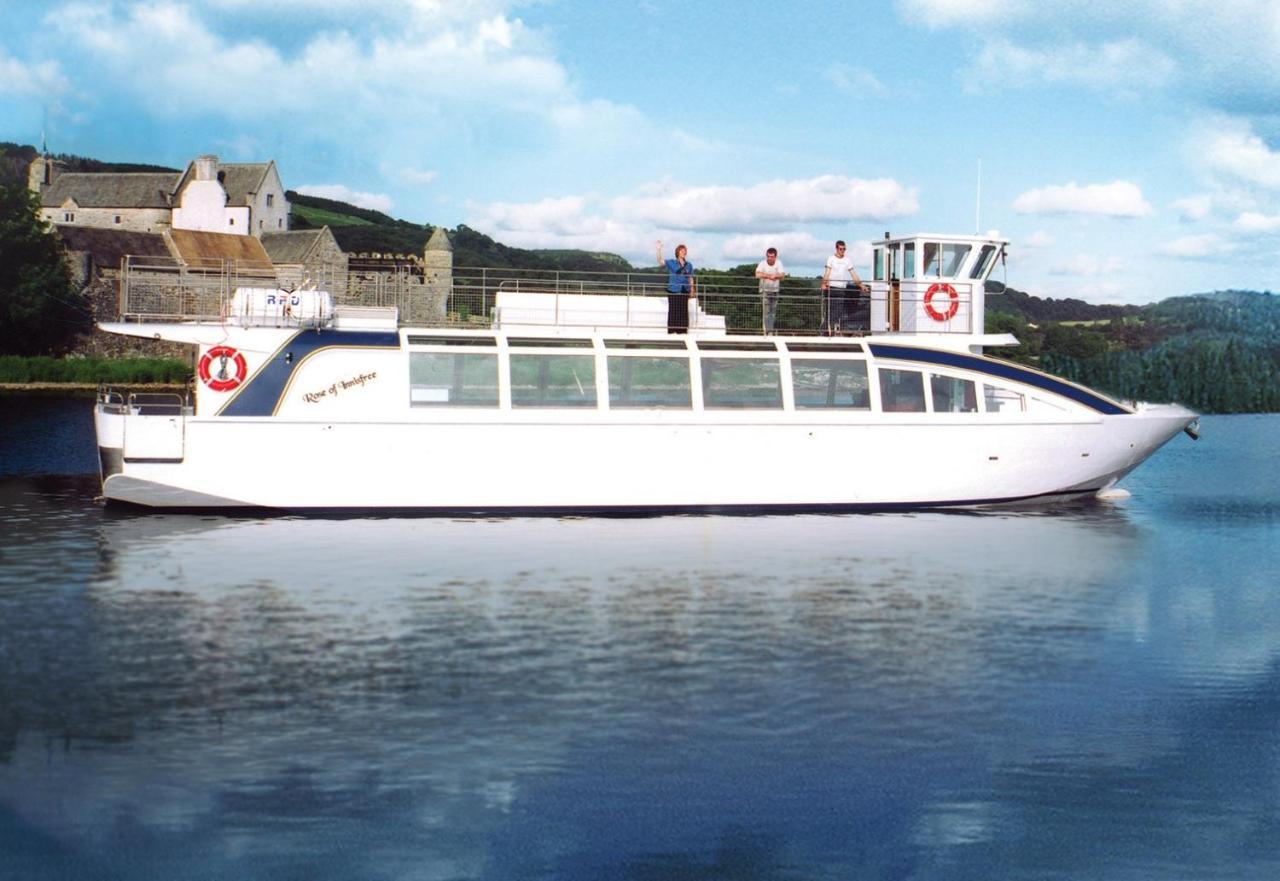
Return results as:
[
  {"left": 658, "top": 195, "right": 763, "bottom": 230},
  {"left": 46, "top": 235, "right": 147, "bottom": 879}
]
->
[{"left": 1, "top": 401, "right": 1277, "bottom": 880}]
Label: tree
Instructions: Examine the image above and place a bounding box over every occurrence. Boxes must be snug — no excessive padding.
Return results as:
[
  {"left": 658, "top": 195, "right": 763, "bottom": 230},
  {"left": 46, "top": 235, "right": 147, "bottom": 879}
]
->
[{"left": 0, "top": 177, "right": 89, "bottom": 355}]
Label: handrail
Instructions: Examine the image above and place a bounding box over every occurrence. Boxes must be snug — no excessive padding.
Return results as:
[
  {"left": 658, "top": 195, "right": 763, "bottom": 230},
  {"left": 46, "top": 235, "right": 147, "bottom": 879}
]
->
[{"left": 115, "top": 255, "right": 980, "bottom": 336}]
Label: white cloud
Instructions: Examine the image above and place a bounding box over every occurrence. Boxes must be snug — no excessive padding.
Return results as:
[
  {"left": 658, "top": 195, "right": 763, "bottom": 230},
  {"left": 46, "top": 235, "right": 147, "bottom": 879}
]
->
[
  {"left": 0, "top": 52, "right": 69, "bottom": 95},
  {"left": 1022, "top": 230, "right": 1053, "bottom": 249},
  {"left": 1154, "top": 233, "right": 1234, "bottom": 258},
  {"left": 1049, "top": 255, "right": 1124, "bottom": 277},
  {"left": 467, "top": 176, "right": 905, "bottom": 267},
  {"left": 1233, "top": 211, "right": 1280, "bottom": 233},
  {"left": 611, "top": 175, "right": 918, "bottom": 232},
  {"left": 824, "top": 64, "right": 886, "bottom": 96},
  {"left": 721, "top": 232, "right": 869, "bottom": 267},
  {"left": 896, "top": 0, "right": 1027, "bottom": 28},
  {"left": 1194, "top": 119, "right": 1280, "bottom": 190},
  {"left": 1012, "top": 181, "right": 1152, "bottom": 217},
  {"left": 968, "top": 38, "right": 1175, "bottom": 92},
  {"left": 296, "top": 184, "right": 394, "bottom": 213},
  {"left": 1172, "top": 194, "right": 1213, "bottom": 222}
]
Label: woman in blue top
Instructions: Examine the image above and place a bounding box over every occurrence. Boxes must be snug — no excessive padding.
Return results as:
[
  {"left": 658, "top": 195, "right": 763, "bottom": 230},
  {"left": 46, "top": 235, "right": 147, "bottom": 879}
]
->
[{"left": 656, "top": 240, "right": 696, "bottom": 334}]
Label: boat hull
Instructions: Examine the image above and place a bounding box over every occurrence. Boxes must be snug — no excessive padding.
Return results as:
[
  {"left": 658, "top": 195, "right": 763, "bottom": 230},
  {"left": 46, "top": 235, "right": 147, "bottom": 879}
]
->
[{"left": 96, "top": 406, "right": 1196, "bottom": 512}]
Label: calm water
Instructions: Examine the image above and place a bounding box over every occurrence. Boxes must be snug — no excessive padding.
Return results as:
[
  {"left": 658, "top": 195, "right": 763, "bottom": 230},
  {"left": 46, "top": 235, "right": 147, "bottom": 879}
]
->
[{"left": 1, "top": 397, "right": 1278, "bottom": 880}]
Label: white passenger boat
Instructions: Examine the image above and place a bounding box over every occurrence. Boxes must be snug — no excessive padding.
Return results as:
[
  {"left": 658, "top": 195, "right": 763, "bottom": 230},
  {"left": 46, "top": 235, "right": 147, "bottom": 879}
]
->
[{"left": 93, "top": 232, "right": 1198, "bottom": 512}]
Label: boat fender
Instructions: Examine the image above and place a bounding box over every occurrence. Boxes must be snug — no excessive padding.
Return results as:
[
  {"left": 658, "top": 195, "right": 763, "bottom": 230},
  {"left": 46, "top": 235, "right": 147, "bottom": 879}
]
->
[
  {"left": 198, "top": 345, "right": 248, "bottom": 392},
  {"left": 924, "top": 283, "right": 959, "bottom": 322}
]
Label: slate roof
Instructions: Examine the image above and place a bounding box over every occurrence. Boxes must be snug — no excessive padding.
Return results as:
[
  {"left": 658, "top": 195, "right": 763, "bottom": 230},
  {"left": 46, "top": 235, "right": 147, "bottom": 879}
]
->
[
  {"left": 167, "top": 228, "right": 271, "bottom": 265},
  {"left": 55, "top": 226, "right": 173, "bottom": 266},
  {"left": 173, "top": 161, "right": 273, "bottom": 206},
  {"left": 260, "top": 229, "right": 324, "bottom": 264},
  {"left": 40, "top": 172, "right": 179, "bottom": 209}
]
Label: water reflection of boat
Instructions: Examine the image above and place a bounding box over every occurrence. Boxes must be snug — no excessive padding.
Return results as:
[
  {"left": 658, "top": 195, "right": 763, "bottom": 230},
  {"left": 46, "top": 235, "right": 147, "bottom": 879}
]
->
[{"left": 92, "top": 232, "right": 1197, "bottom": 511}]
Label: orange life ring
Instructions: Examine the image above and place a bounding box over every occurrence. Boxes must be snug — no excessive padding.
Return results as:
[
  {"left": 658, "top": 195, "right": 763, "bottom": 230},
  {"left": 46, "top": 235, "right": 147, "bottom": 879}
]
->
[
  {"left": 198, "top": 345, "right": 247, "bottom": 392},
  {"left": 924, "top": 283, "right": 959, "bottom": 322}
]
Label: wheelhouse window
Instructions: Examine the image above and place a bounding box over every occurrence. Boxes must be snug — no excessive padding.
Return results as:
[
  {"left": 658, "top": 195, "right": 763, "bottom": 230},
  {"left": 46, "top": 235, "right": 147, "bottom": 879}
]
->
[
  {"left": 874, "top": 247, "right": 885, "bottom": 281},
  {"left": 701, "top": 358, "right": 782, "bottom": 409},
  {"left": 792, "top": 359, "right": 870, "bottom": 409},
  {"left": 983, "top": 384, "right": 1025, "bottom": 413},
  {"left": 879, "top": 368, "right": 926, "bottom": 412},
  {"left": 970, "top": 244, "right": 998, "bottom": 279},
  {"left": 410, "top": 352, "right": 498, "bottom": 406},
  {"left": 922, "top": 243, "right": 972, "bottom": 278},
  {"left": 903, "top": 243, "right": 916, "bottom": 278},
  {"left": 608, "top": 356, "right": 691, "bottom": 408},
  {"left": 929, "top": 374, "right": 978, "bottom": 413},
  {"left": 510, "top": 353, "right": 596, "bottom": 408}
]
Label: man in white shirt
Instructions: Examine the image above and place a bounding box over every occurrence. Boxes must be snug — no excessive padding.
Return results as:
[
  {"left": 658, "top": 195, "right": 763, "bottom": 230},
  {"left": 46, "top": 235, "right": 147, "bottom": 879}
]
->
[
  {"left": 820, "top": 240, "right": 866, "bottom": 335},
  {"left": 755, "top": 247, "right": 786, "bottom": 334}
]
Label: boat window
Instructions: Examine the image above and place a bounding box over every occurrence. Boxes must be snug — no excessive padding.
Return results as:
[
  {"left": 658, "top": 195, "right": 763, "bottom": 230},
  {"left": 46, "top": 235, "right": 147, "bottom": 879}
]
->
[
  {"left": 604, "top": 338, "right": 688, "bottom": 350},
  {"left": 922, "top": 243, "right": 972, "bottom": 278},
  {"left": 696, "top": 340, "right": 779, "bottom": 352},
  {"left": 879, "top": 368, "right": 926, "bottom": 413},
  {"left": 942, "top": 244, "right": 971, "bottom": 276},
  {"left": 410, "top": 352, "right": 499, "bottom": 407},
  {"left": 701, "top": 358, "right": 783, "bottom": 409},
  {"left": 903, "top": 243, "right": 916, "bottom": 279},
  {"left": 969, "top": 245, "right": 998, "bottom": 280},
  {"left": 510, "top": 354, "right": 597, "bottom": 407},
  {"left": 507, "top": 337, "right": 594, "bottom": 348},
  {"left": 792, "top": 360, "right": 870, "bottom": 409},
  {"left": 929, "top": 374, "right": 978, "bottom": 413},
  {"left": 874, "top": 247, "right": 884, "bottom": 281},
  {"left": 407, "top": 335, "right": 496, "bottom": 347},
  {"left": 608, "top": 356, "right": 692, "bottom": 408},
  {"left": 983, "top": 384, "right": 1025, "bottom": 414},
  {"left": 785, "top": 342, "right": 863, "bottom": 353}
]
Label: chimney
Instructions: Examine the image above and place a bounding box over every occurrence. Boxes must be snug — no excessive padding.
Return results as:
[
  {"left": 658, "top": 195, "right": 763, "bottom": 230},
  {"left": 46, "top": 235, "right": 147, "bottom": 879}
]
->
[{"left": 194, "top": 155, "right": 218, "bottom": 181}]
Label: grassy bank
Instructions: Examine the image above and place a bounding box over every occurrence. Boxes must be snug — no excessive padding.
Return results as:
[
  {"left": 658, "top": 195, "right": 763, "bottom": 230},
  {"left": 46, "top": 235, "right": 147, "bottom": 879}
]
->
[{"left": 0, "top": 355, "right": 192, "bottom": 385}]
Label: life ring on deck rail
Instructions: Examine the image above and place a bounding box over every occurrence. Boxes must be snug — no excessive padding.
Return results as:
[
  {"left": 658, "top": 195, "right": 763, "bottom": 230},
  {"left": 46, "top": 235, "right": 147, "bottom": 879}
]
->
[
  {"left": 924, "top": 283, "right": 960, "bottom": 322},
  {"left": 198, "top": 345, "right": 248, "bottom": 392}
]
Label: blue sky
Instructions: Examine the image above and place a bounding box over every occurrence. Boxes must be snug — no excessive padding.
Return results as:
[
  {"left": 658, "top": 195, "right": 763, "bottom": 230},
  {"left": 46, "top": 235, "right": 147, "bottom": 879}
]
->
[{"left": 1, "top": 0, "right": 1278, "bottom": 302}]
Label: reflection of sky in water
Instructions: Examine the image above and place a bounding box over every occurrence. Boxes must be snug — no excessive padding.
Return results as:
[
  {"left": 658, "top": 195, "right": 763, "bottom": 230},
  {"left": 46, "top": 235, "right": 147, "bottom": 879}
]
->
[{"left": 0, "top": 415, "right": 1277, "bottom": 879}]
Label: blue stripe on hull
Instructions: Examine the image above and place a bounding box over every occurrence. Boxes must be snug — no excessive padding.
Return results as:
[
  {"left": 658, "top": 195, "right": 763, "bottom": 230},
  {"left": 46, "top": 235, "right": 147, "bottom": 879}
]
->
[
  {"left": 868, "top": 344, "right": 1130, "bottom": 415},
  {"left": 218, "top": 330, "right": 401, "bottom": 417}
]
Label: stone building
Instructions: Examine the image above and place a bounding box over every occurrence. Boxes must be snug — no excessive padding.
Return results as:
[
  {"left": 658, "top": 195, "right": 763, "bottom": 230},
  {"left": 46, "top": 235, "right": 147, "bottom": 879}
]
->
[
  {"left": 28, "top": 153, "right": 290, "bottom": 239},
  {"left": 260, "top": 227, "right": 348, "bottom": 292},
  {"left": 171, "top": 155, "right": 289, "bottom": 237}
]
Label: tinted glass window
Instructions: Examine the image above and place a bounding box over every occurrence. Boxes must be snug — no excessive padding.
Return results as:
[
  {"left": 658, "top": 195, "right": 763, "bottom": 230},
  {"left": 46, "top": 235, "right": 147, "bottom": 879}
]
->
[
  {"left": 410, "top": 352, "right": 498, "bottom": 407},
  {"left": 879, "top": 368, "right": 926, "bottom": 412},
  {"left": 793, "top": 360, "right": 871, "bottom": 409},
  {"left": 930, "top": 374, "right": 978, "bottom": 412},
  {"left": 701, "top": 358, "right": 782, "bottom": 409},
  {"left": 510, "top": 354, "right": 596, "bottom": 407},
  {"left": 608, "top": 356, "right": 691, "bottom": 408},
  {"left": 903, "top": 243, "right": 916, "bottom": 278}
]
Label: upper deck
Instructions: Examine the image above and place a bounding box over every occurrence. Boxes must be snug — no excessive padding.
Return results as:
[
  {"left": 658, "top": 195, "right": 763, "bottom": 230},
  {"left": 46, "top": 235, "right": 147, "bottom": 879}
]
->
[{"left": 111, "top": 232, "right": 1008, "bottom": 341}]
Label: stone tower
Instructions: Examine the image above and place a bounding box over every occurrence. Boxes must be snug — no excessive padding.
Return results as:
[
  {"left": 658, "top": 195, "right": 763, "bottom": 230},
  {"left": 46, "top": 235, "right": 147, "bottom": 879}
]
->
[{"left": 422, "top": 226, "right": 452, "bottom": 323}]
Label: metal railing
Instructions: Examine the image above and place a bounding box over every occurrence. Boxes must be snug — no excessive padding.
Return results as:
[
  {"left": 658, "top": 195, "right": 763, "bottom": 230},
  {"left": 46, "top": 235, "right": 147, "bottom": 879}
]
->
[{"left": 116, "top": 258, "right": 978, "bottom": 336}]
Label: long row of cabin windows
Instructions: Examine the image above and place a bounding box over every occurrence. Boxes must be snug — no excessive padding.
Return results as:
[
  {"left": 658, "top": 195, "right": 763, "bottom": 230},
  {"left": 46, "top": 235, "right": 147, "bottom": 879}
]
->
[{"left": 408, "top": 351, "right": 1050, "bottom": 413}]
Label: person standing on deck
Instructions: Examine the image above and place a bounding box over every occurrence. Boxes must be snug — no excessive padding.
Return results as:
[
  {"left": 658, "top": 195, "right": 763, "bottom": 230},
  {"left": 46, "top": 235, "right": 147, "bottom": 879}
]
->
[
  {"left": 821, "top": 240, "right": 865, "bottom": 335},
  {"left": 755, "top": 247, "right": 786, "bottom": 334},
  {"left": 657, "top": 240, "right": 696, "bottom": 334}
]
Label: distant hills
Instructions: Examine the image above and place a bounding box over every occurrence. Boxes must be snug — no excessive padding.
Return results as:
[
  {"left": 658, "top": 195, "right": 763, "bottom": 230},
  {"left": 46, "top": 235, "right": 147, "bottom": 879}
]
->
[{"left": 287, "top": 190, "right": 632, "bottom": 273}]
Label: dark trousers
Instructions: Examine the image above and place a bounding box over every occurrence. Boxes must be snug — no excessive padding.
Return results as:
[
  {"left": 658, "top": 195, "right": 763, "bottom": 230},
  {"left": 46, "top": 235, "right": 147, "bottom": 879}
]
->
[{"left": 667, "top": 292, "right": 689, "bottom": 333}]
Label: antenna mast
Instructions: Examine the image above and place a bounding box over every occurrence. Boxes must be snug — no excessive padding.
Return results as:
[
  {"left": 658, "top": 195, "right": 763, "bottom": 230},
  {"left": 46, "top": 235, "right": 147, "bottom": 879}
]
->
[{"left": 975, "top": 158, "right": 982, "bottom": 234}]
